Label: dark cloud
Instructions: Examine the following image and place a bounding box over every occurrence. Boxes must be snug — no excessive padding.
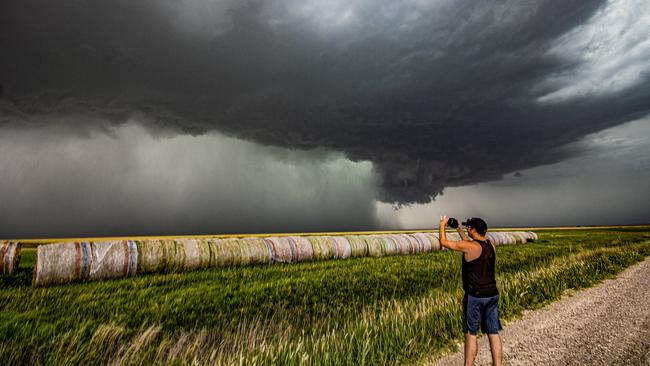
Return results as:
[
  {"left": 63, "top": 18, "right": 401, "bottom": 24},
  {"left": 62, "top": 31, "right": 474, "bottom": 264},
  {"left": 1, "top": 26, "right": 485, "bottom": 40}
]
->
[{"left": 1, "top": 0, "right": 649, "bottom": 207}]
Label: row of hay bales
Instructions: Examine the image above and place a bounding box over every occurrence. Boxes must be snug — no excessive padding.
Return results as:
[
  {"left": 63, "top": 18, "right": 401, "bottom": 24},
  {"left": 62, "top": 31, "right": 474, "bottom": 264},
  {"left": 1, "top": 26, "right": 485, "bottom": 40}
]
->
[{"left": 3, "top": 231, "right": 537, "bottom": 286}]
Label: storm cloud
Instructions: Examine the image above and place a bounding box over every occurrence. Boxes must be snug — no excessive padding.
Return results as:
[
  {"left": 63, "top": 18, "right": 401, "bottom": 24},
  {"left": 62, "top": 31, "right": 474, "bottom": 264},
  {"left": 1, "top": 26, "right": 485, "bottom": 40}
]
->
[
  {"left": 1, "top": 0, "right": 649, "bottom": 236},
  {"left": 0, "top": 121, "right": 380, "bottom": 238}
]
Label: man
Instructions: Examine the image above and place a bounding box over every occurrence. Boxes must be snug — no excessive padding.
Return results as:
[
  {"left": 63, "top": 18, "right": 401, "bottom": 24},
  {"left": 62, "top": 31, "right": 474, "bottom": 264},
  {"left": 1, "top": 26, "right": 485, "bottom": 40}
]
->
[{"left": 439, "top": 215, "right": 502, "bottom": 366}]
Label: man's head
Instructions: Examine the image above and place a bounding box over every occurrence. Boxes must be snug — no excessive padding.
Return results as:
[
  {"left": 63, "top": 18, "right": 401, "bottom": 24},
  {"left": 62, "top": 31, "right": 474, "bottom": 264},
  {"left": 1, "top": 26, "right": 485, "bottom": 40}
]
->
[{"left": 463, "top": 217, "right": 488, "bottom": 238}]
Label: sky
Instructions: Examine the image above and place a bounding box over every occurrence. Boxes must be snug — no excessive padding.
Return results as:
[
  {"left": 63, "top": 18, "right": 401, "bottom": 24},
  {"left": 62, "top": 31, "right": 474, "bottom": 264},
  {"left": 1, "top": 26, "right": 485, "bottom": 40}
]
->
[{"left": 1, "top": 0, "right": 649, "bottom": 238}]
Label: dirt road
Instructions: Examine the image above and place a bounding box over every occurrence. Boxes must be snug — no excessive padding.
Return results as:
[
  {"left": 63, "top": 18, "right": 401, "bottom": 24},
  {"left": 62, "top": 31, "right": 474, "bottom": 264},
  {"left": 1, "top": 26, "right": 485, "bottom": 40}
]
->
[{"left": 427, "top": 256, "right": 650, "bottom": 366}]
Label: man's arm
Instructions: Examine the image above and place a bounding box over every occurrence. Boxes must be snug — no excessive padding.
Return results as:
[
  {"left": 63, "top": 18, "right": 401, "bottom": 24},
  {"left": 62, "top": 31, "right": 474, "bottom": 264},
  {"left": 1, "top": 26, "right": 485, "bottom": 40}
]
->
[
  {"left": 439, "top": 216, "right": 478, "bottom": 254},
  {"left": 457, "top": 226, "right": 470, "bottom": 241}
]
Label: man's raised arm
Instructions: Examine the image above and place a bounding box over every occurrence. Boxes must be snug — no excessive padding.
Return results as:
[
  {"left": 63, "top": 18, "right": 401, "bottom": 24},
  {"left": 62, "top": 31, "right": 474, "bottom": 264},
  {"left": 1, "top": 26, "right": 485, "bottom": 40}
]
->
[
  {"left": 439, "top": 215, "right": 474, "bottom": 253},
  {"left": 457, "top": 226, "right": 470, "bottom": 241}
]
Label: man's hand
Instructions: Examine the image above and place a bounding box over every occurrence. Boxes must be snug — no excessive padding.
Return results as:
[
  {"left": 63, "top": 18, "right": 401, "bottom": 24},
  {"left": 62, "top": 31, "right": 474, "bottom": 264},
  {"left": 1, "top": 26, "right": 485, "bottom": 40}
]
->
[
  {"left": 457, "top": 225, "right": 470, "bottom": 241},
  {"left": 439, "top": 215, "right": 449, "bottom": 229}
]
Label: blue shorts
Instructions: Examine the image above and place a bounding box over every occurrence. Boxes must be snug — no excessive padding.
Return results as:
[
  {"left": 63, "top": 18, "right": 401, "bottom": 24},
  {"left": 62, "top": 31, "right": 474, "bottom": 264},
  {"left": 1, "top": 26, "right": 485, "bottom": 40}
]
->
[{"left": 462, "top": 293, "right": 502, "bottom": 335}]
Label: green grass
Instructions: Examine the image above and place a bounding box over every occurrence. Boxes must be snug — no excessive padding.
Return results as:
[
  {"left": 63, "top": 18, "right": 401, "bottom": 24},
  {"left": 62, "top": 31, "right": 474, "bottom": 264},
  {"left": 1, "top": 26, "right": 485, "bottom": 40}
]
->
[{"left": 1, "top": 228, "right": 650, "bottom": 365}]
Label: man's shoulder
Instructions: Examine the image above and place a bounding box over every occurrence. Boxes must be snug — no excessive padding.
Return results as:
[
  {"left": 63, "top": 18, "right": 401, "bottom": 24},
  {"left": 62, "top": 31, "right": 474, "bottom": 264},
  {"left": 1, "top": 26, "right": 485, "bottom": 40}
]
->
[{"left": 458, "top": 240, "right": 482, "bottom": 252}]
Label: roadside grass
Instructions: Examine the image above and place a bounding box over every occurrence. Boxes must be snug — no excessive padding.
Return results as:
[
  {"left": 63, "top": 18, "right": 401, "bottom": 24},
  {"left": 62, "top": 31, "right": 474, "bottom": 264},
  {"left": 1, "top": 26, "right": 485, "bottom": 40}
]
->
[{"left": 1, "top": 228, "right": 649, "bottom": 365}]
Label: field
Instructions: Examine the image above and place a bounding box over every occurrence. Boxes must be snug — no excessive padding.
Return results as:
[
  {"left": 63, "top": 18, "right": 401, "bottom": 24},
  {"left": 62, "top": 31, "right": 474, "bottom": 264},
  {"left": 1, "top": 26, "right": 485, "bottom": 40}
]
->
[{"left": 1, "top": 227, "right": 650, "bottom": 365}]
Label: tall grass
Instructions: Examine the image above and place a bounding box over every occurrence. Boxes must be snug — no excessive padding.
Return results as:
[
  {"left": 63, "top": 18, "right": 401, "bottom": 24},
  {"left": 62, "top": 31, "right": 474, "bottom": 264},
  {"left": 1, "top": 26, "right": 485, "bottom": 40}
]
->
[{"left": 1, "top": 228, "right": 649, "bottom": 365}]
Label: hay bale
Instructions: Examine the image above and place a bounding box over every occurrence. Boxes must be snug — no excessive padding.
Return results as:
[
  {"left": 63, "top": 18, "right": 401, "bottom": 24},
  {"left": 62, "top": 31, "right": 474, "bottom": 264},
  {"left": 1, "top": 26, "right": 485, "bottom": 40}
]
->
[
  {"left": 405, "top": 234, "right": 425, "bottom": 253},
  {"left": 135, "top": 240, "right": 165, "bottom": 274},
  {"left": 329, "top": 236, "right": 352, "bottom": 259},
  {"left": 410, "top": 233, "right": 436, "bottom": 252},
  {"left": 205, "top": 238, "right": 221, "bottom": 267},
  {"left": 88, "top": 240, "right": 138, "bottom": 281},
  {"left": 427, "top": 233, "right": 442, "bottom": 250},
  {"left": 307, "top": 236, "right": 334, "bottom": 261},
  {"left": 263, "top": 236, "right": 294, "bottom": 263},
  {"left": 494, "top": 232, "right": 507, "bottom": 246},
  {"left": 178, "top": 238, "right": 212, "bottom": 270},
  {"left": 34, "top": 240, "right": 137, "bottom": 287},
  {"left": 528, "top": 231, "right": 538, "bottom": 241},
  {"left": 239, "top": 237, "right": 271, "bottom": 265},
  {"left": 137, "top": 239, "right": 191, "bottom": 273},
  {"left": 387, "top": 234, "right": 412, "bottom": 254},
  {"left": 345, "top": 235, "right": 369, "bottom": 257},
  {"left": 34, "top": 242, "right": 90, "bottom": 286},
  {"left": 136, "top": 239, "right": 188, "bottom": 272},
  {"left": 507, "top": 232, "right": 520, "bottom": 244},
  {"left": 285, "top": 236, "right": 314, "bottom": 262},
  {"left": 1, "top": 241, "right": 21, "bottom": 275},
  {"left": 375, "top": 235, "right": 399, "bottom": 256},
  {"left": 214, "top": 238, "right": 249, "bottom": 266},
  {"left": 515, "top": 232, "right": 528, "bottom": 244},
  {"left": 363, "top": 235, "right": 385, "bottom": 257},
  {"left": 264, "top": 237, "right": 288, "bottom": 263}
]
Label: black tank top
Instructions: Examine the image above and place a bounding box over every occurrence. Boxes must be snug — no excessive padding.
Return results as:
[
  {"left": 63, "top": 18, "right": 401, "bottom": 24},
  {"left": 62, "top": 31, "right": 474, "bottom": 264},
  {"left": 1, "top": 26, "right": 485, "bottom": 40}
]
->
[{"left": 462, "top": 239, "right": 498, "bottom": 297}]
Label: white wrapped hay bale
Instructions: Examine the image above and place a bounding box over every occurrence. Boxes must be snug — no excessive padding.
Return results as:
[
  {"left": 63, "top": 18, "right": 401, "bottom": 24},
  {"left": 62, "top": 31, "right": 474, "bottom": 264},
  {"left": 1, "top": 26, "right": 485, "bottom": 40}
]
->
[
  {"left": 88, "top": 241, "right": 138, "bottom": 281},
  {"left": 306, "top": 236, "right": 334, "bottom": 261},
  {"left": 34, "top": 241, "right": 137, "bottom": 287},
  {"left": 160, "top": 240, "right": 186, "bottom": 271},
  {"left": 345, "top": 235, "right": 369, "bottom": 257},
  {"left": 388, "top": 234, "right": 415, "bottom": 254},
  {"left": 492, "top": 232, "right": 505, "bottom": 246},
  {"left": 1, "top": 241, "right": 21, "bottom": 275},
  {"left": 205, "top": 238, "right": 220, "bottom": 266},
  {"left": 363, "top": 235, "right": 385, "bottom": 257},
  {"left": 528, "top": 231, "right": 538, "bottom": 241},
  {"left": 136, "top": 240, "right": 165, "bottom": 273},
  {"left": 519, "top": 232, "right": 529, "bottom": 243},
  {"left": 515, "top": 232, "right": 528, "bottom": 244},
  {"left": 402, "top": 234, "right": 420, "bottom": 253},
  {"left": 375, "top": 235, "right": 399, "bottom": 256},
  {"left": 285, "top": 236, "right": 315, "bottom": 262},
  {"left": 217, "top": 238, "right": 266, "bottom": 266},
  {"left": 409, "top": 233, "right": 433, "bottom": 252},
  {"left": 209, "top": 238, "right": 241, "bottom": 267},
  {"left": 263, "top": 237, "right": 291, "bottom": 263},
  {"left": 264, "top": 236, "right": 311, "bottom": 263},
  {"left": 405, "top": 234, "right": 425, "bottom": 253},
  {"left": 329, "top": 236, "right": 352, "bottom": 259},
  {"left": 34, "top": 242, "right": 90, "bottom": 286},
  {"left": 386, "top": 234, "right": 408, "bottom": 254},
  {"left": 427, "top": 233, "right": 442, "bottom": 250},
  {"left": 508, "top": 232, "right": 521, "bottom": 244},
  {"left": 178, "top": 238, "right": 212, "bottom": 270},
  {"left": 238, "top": 237, "right": 271, "bottom": 265}
]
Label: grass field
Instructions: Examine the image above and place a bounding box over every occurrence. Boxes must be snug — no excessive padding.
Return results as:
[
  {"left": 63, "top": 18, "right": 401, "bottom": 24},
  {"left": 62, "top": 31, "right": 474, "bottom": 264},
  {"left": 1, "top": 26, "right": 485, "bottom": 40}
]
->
[{"left": 1, "top": 227, "right": 649, "bottom": 365}]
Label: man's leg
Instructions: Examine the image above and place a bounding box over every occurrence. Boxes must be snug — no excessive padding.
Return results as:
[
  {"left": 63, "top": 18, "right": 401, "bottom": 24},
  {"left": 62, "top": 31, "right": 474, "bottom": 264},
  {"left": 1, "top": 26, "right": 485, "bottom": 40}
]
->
[
  {"left": 464, "top": 332, "right": 478, "bottom": 366},
  {"left": 488, "top": 333, "right": 502, "bottom": 366}
]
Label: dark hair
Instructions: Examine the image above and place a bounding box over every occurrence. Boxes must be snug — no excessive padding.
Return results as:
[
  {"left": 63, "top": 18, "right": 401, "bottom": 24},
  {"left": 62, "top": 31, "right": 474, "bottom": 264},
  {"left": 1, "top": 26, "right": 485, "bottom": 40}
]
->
[{"left": 464, "top": 217, "right": 488, "bottom": 236}]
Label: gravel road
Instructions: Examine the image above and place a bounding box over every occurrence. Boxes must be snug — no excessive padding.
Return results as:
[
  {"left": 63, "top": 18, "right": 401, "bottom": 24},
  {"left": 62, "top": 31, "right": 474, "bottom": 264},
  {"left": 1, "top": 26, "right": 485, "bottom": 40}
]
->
[{"left": 427, "top": 256, "right": 650, "bottom": 366}]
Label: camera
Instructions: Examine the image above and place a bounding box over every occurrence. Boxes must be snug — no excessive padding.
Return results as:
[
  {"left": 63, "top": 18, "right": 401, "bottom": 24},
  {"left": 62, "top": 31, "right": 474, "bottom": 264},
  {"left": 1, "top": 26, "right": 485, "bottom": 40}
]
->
[{"left": 448, "top": 217, "right": 473, "bottom": 229}]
